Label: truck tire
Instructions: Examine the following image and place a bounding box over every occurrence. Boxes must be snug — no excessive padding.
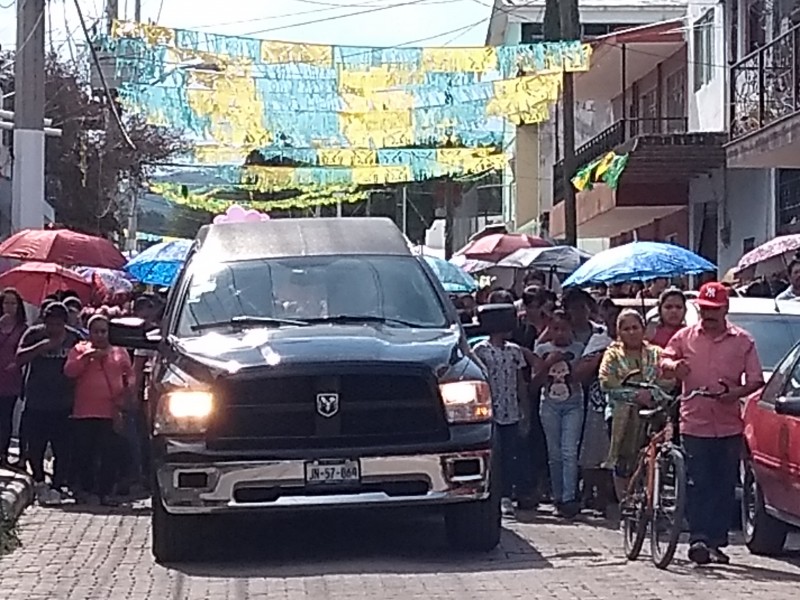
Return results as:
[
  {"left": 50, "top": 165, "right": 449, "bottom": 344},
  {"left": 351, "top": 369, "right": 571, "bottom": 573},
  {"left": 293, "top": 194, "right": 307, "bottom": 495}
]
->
[
  {"left": 151, "top": 491, "right": 198, "bottom": 563},
  {"left": 445, "top": 496, "right": 501, "bottom": 552},
  {"left": 445, "top": 471, "right": 501, "bottom": 552}
]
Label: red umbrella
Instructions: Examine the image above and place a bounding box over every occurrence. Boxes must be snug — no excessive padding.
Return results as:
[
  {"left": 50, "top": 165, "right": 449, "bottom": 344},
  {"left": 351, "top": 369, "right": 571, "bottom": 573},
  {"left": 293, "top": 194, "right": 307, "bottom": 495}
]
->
[
  {"left": 0, "top": 228, "right": 126, "bottom": 269},
  {"left": 456, "top": 233, "right": 551, "bottom": 262},
  {"left": 0, "top": 262, "right": 91, "bottom": 305}
]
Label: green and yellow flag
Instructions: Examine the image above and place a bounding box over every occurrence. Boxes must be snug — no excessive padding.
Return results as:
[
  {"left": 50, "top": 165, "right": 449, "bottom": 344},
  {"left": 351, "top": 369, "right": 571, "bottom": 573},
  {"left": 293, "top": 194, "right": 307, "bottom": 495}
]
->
[{"left": 571, "top": 151, "right": 629, "bottom": 192}]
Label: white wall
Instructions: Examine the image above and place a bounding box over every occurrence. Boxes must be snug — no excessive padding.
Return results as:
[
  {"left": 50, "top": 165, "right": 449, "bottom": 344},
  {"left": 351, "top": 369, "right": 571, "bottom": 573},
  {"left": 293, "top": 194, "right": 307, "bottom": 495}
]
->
[
  {"left": 687, "top": 1, "right": 727, "bottom": 132},
  {"left": 690, "top": 168, "right": 775, "bottom": 273},
  {"left": 721, "top": 168, "right": 775, "bottom": 272},
  {"left": 502, "top": 0, "right": 690, "bottom": 27}
]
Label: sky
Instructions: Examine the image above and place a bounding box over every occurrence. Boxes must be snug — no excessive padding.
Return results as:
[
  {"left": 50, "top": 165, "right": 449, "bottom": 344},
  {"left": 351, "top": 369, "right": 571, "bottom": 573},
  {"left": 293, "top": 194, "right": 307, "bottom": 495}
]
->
[{"left": 0, "top": 0, "right": 494, "bottom": 55}]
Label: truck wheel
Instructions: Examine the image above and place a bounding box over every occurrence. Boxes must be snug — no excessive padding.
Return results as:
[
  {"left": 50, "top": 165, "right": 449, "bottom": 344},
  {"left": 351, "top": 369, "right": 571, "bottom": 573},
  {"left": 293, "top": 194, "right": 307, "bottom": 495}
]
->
[
  {"left": 151, "top": 491, "right": 198, "bottom": 563},
  {"left": 445, "top": 475, "right": 501, "bottom": 552},
  {"left": 741, "top": 459, "right": 788, "bottom": 556}
]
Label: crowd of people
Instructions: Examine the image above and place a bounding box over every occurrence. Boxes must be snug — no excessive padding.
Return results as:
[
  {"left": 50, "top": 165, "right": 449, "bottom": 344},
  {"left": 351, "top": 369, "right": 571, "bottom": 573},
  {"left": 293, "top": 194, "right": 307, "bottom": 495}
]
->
[
  {"left": 0, "top": 258, "right": 773, "bottom": 566},
  {"left": 0, "top": 288, "right": 164, "bottom": 507},
  {"left": 462, "top": 273, "right": 764, "bottom": 566}
]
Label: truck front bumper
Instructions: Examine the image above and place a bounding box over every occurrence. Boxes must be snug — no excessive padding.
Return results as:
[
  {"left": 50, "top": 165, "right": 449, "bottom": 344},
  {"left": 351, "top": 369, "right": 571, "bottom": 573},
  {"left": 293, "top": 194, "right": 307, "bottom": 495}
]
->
[{"left": 156, "top": 449, "right": 492, "bottom": 515}]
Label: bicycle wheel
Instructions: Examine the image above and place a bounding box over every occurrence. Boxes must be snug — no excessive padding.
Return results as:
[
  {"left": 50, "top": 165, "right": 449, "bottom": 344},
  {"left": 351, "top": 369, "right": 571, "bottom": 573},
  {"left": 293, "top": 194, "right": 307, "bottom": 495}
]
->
[
  {"left": 622, "top": 463, "right": 648, "bottom": 561},
  {"left": 650, "top": 445, "right": 687, "bottom": 569}
]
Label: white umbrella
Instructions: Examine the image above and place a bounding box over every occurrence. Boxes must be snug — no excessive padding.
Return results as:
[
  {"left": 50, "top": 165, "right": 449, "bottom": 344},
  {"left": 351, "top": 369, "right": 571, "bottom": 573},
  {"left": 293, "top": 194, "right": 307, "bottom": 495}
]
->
[
  {"left": 497, "top": 246, "right": 592, "bottom": 273},
  {"left": 449, "top": 253, "right": 494, "bottom": 274}
]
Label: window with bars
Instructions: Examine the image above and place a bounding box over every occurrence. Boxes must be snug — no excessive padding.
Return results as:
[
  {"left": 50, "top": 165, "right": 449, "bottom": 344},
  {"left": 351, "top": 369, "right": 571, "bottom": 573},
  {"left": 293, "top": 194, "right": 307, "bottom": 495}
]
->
[
  {"left": 520, "top": 23, "right": 544, "bottom": 43},
  {"left": 729, "top": 0, "right": 739, "bottom": 62},
  {"left": 639, "top": 88, "right": 659, "bottom": 132},
  {"left": 665, "top": 67, "right": 687, "bottom": 131},
  {"left": 693, "top": 9, "right": 715, "bottom": 91},
  {"left": 778, "top": 168, "right": 800, "bottom": 235}
]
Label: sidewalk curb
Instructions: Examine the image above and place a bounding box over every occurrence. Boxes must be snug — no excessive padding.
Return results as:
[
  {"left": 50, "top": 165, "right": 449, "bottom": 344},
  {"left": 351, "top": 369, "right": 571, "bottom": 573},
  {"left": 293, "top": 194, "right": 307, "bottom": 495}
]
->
[{"left": 0, "top": 468, "right": 34, "bottom": 523}]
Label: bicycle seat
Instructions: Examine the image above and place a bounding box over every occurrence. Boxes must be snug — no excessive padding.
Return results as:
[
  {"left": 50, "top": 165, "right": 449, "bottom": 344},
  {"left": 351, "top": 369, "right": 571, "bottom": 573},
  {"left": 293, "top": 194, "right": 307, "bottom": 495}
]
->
[{"left": 638, "top": 408, "right": 662, "bottom": 420}]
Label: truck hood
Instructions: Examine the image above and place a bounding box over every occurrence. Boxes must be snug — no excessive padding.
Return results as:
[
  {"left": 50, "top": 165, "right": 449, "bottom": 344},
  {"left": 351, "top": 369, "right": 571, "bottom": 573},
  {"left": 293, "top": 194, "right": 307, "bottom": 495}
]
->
[{"left": 171, "top": 324, "right": 466, "bottom": 376}]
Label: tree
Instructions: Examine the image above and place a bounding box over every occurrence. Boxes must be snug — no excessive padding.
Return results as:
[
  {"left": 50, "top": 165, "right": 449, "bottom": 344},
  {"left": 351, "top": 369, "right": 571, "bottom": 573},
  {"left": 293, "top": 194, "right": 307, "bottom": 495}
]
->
[
  {"left": 1, "top": 52, "right": 192, "bottom": 236},
  {"left": 138, "top": 205, "right": 213, "bottom": 240}
]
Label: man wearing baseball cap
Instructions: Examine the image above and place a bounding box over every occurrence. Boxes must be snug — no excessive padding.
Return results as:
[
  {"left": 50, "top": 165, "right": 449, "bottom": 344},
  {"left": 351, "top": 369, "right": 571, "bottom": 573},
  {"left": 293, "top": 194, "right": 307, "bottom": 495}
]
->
[{"left": 661, "top": 281, "right": 764, "bottom": 566}]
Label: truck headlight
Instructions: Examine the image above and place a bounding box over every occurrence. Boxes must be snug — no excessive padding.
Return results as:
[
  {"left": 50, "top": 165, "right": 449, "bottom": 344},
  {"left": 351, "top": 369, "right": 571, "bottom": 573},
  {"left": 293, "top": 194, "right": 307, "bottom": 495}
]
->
[
  {"left": 439, "top": 381, "right": 492, "bottom": 424},
  {"left": 154, "top": 390, "right": 214, "bottom": 435}
]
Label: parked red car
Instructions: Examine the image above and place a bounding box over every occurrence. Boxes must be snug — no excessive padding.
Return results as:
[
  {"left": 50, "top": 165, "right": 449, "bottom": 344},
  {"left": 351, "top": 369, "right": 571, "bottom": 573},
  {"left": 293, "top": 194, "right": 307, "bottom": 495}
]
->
[{"left": 742, "top": 340, "right": 800, "bottom": 554}]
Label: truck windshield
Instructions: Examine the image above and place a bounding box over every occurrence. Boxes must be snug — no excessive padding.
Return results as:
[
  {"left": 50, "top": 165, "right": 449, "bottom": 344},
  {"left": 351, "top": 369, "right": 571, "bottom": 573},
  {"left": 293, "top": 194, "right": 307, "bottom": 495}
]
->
[{"left": 175, "top": 255, "right": 449, "bottom": 336}]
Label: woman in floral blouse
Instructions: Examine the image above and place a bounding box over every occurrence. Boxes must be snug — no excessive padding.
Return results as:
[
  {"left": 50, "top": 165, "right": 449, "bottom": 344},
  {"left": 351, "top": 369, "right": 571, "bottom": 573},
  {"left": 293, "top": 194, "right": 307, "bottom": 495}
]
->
[{"left": 599, "top": 309, "right": 674, "bottom": 502}]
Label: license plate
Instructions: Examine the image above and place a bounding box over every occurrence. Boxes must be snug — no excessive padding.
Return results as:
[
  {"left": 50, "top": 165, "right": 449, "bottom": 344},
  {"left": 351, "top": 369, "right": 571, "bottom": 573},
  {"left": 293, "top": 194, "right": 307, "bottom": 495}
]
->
[{"left": 304, "top": 459, "right": 361, "bottom": 485}]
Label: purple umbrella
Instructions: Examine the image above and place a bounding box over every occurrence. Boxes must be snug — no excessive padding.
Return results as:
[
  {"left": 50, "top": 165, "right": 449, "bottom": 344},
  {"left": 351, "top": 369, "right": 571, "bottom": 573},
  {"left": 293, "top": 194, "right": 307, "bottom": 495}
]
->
[{"left": 736, "top": 234, "right": 800, "bottom": 276}]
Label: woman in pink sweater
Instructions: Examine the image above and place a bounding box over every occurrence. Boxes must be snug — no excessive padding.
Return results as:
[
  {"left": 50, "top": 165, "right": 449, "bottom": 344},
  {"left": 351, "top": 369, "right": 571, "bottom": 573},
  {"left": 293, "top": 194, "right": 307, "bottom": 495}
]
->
[{"left": 64, "top": 315, "right": 133, "bottom": 505}]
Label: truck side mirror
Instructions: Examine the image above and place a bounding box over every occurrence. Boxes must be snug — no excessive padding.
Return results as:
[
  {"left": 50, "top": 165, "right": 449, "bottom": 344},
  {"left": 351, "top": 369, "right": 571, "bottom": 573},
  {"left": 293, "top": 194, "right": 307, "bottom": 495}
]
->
[
  {"left": 109, "top": 317, "right": 161, "bottom": 351},
  {"left": 476, "top": 303, "right": 518, "bottom": 334}
]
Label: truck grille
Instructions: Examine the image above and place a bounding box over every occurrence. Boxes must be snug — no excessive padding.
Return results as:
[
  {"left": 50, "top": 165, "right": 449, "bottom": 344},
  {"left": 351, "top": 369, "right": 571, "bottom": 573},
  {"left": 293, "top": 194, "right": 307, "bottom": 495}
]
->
[{"left": 207, "top": 366, "right": 449, "bottom": 450}]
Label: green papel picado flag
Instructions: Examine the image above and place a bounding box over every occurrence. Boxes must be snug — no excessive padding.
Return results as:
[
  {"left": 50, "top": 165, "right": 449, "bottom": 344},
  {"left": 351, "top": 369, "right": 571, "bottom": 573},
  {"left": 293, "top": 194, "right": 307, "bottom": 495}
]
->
[{"left": 571, "top": 151, "right": 629, "bottom": 192}]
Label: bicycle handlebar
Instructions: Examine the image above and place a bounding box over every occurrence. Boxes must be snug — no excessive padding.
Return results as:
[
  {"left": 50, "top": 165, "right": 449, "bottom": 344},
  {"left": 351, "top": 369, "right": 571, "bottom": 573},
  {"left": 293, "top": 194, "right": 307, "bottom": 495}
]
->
[{"left": 620, "top": 370, "right": 730, "bottom": 401}]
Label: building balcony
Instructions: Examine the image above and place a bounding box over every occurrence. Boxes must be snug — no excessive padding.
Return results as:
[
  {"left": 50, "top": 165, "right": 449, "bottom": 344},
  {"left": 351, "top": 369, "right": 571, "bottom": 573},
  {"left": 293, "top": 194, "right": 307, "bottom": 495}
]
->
[
  {"left": 728, "top": 21, "right": 800, "bottom": 168},
  {"left": 548, "top": 120, "right": 725, "bottom": 239},
  {"left": 553, "top": 117, "right": 688, "bottom": 203}
]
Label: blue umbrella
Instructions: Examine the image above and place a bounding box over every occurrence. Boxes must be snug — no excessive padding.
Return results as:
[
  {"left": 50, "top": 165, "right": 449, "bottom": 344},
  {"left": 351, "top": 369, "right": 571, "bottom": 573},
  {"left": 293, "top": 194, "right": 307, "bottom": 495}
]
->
[
  {"left": 562, "top": 241, "right": 716, "bottom": 287},
  {"left": 422, "top": 255, "right": 478, "bottom": 294},
  {"left": 125, "top": 239, "right": 193, "bottom": 287}
]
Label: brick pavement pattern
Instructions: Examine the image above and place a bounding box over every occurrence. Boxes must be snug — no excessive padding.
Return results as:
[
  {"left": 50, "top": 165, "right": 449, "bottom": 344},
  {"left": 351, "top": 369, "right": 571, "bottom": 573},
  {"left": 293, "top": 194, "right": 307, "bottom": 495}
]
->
[{"left": 2, "top": 504, "right": 799, "bottom": 600}]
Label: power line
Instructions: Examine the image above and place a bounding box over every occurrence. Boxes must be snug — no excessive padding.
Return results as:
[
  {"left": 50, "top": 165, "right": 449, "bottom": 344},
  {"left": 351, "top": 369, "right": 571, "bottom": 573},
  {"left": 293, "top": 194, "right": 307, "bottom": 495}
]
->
[
  {"left": 243, "top": 0, "right": 436, "bottom": 36},
  {"left": 72, "top": 0, "right": 136, "bottom": 150},
  {"left": 186, "top": 0, "right": 462, "bottom": 31},
  {"left": 106, "top": 15, "right": 491, "bottom": 68},
  {"left": 292, "top": 0, "right": 422, "bottom": 7},
  {"left": 471, "top": 0, "right": 732, "bottom": 69},
  {"left": 62, "top": 0, "right": 77, "bottom": 63},
  {"left": 438, "top": 17, "right": 485, "bottom": 46},
  {"left": 4, "top": 0, "right": 45, "bottom": 65}
]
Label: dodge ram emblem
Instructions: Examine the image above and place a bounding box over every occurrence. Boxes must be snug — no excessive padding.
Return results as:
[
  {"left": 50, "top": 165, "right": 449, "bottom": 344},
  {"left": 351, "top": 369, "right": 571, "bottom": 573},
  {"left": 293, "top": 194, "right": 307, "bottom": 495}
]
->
[{"left": 316, "top": 392, "right": 339, "bottom": 418}]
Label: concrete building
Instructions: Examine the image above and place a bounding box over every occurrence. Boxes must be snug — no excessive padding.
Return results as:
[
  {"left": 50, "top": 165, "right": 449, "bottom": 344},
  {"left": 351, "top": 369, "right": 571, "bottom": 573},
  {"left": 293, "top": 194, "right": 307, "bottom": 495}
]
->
[
  {"left": 724, "top": 0, "right": 800, "bottom": 272},
  {"left": 499, "top": 0, "right": 800, "bottom": 274},
  {"left": 0, "top": 130, "right": 12, "bottom": 236},
  {"left": 543, "top": 15, "right": 736, "bottom": 273},
  {"left": 483, "top": 0, "right": 689, "bottom": 253}
]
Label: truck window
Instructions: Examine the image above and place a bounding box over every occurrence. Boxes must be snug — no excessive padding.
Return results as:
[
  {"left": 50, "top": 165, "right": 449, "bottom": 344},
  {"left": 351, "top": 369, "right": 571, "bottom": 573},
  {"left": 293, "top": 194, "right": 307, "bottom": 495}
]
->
[{"left": 176, "top": 255, "right": 449, "bottom": 335}]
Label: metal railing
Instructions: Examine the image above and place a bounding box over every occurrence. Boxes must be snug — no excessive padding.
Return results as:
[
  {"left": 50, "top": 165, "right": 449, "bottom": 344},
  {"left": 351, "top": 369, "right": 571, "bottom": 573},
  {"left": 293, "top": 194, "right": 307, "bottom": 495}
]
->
[
  {"left": 730, "top": 22, "right": 800, "bottom": 141},
  {"left": 553, "top": 116, "right": 688, "bottom": 202}
]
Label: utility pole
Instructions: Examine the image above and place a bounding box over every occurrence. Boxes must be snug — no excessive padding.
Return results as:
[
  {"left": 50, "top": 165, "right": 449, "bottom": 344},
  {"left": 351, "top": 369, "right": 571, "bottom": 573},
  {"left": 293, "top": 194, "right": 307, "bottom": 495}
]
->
[
  {"left": 545, "top": 0, "right": 580, "bottom": 246},
  {"left": 12, "top": 0, "right": 46, "bottom": 231},
  {"left": 126, "top": 183, "right": 138, "bottom": 252},
  {"left": 444, "top": 182, "right": 454, "bottom": 259},
  {"left": 135, "top": 0, "right": 142, "bottom": 21},
  {"left": 401, "top": 185, "right": 408, "bottom": 235},
  {"left": 106, "top": 0, "right": 119, "bottom": 33}
]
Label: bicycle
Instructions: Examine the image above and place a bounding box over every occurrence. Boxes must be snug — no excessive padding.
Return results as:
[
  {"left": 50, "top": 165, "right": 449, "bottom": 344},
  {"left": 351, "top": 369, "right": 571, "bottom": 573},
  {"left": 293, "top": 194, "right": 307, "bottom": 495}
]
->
[{"left": 618, "top": 372, "right": 729, "bottom": 569}]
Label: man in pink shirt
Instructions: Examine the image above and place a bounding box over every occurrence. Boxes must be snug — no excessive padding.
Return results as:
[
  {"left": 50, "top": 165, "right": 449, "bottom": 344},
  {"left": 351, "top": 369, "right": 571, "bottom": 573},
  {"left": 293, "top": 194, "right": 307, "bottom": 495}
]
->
[{"left": 661, "top": 282, "right": 764, "bottom": 566}]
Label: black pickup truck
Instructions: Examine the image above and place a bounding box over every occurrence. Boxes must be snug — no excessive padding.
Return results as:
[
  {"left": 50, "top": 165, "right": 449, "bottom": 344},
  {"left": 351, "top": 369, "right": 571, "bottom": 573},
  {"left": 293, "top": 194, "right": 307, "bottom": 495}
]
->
[{"left": 112, "top": 217, "right": 499, "bottom": 562}]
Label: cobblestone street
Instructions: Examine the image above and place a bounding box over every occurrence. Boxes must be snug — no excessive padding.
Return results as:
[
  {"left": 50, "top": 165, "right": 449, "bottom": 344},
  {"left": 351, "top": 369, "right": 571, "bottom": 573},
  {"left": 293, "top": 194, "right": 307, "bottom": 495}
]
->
[{"left": 3, "top": 503, "right": 800, "bottom": 599}]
